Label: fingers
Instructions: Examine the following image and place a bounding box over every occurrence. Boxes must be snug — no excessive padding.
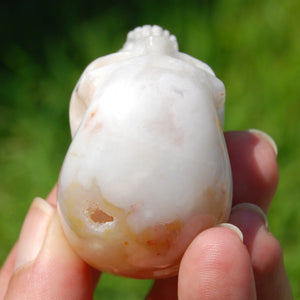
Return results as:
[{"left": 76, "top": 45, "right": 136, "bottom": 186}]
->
[
  {"left": 3, "top": 197, "right": 100, "bottom": 300},
  {"left": 178, "top": 226, "right": 256, "bottom": 300},
  {"left": 147, "top": 129, "right": 281, "bottom": 298},
  {"left": 177, "top": 206, "right": 293, "bottom": 300},
  {"left": 225, "top": 130, "right": 292, "bottom": 298},
  {"left": 225, "top": 130, "right": 279, "bottom": 212},
  {"left": 229, "top": 204, "right": 293, "bottom": 300}
]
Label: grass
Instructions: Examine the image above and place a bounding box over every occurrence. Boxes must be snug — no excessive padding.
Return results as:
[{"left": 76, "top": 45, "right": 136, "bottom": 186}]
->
[{"left": 1, "top": 0, "right": 299, "bottom": 298}]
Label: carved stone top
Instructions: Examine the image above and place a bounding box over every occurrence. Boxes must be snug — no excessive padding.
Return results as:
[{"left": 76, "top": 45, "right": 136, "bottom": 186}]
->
[{"left": 122, "top": 25, "right": 178, "bottom": 54}]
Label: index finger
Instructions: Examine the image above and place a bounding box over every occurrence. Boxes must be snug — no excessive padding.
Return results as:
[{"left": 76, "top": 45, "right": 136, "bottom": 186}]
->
[{"left": 225, "top": 130, "right": 278, "bottom": 212}]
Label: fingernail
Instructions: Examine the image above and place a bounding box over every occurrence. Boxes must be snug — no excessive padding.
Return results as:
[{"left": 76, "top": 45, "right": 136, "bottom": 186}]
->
[
  {"left": 247, "top": 129, "right": 278, "bottom": 156},
  {"left": 231, "top": 203, "right": 269, "bottom": 230},
  {"left": 218, "top": 223, "right": 244, "bottom": 241},
  {"left": 14, "top": 197, "right": 54, "bottom": 272}
]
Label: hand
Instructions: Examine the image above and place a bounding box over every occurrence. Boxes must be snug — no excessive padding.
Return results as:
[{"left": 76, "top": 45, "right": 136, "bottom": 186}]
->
[
  {"left": 147, "top": 130, "right": 292, "bottom": 300},
  {"left": 0, "top": 130, "right": 293, "bottom": 299}
]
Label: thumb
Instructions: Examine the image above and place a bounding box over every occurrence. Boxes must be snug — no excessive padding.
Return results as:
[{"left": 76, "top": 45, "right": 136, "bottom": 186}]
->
[
  {"left": 4, "top": 197, "right": 100, "bottom": 300},
  {"left": 178, "top": 225, "right": 256, "bottom": 300}
]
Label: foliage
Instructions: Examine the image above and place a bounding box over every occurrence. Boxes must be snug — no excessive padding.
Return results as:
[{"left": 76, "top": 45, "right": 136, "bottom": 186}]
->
[{"left": 0, "top": 0, "right": 299, "bottom": 298}]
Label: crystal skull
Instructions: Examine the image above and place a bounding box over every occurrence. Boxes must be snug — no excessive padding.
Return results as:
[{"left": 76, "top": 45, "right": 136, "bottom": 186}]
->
[{"left": 57, "top": 25, "right": 232, "bottom": 279}]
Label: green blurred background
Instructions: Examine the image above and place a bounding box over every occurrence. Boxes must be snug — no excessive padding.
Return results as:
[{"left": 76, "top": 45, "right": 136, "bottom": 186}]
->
[{"left": 0, "top": 0, "right": 299, "bottom": 298}]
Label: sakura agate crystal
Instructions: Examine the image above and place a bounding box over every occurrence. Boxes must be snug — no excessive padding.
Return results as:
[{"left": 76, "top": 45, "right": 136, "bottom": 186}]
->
[{"left": 57, "top": 25, "right": 232, "bottom": 279}]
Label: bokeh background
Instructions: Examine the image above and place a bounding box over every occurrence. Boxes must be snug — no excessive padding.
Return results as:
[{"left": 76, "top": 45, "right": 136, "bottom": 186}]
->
[{"left": 0, "top": 0, "right": 299, "bottom": 298}]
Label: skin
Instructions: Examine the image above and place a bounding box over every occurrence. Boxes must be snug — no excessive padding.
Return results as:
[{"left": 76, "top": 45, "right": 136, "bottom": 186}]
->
[{"left": 0, "top": 131, "right": 293, "bottom": 299}]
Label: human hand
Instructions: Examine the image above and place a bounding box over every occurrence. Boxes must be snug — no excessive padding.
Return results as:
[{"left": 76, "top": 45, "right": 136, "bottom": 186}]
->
[
  {"left": 0, "top": 183, "right": 100, "bottom": 299},
  {"left": 147, "top": 130, "right": 293, "bottom": 300},
  {"left": 0, "top": 130, "right": 293, "bottom": 299}
]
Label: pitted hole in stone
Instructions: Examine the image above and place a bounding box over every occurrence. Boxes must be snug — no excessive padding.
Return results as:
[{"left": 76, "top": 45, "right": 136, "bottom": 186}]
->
[{"left": 89, "top": 208, "right": 114, "bottom": 224}]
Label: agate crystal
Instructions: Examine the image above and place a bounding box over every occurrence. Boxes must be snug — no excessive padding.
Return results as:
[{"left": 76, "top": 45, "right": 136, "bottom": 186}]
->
[{"left": 57, "top": 25, "right": 232, "bottom": 278}]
